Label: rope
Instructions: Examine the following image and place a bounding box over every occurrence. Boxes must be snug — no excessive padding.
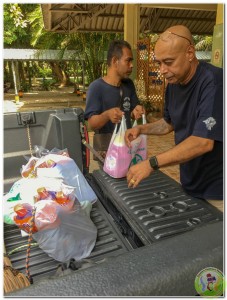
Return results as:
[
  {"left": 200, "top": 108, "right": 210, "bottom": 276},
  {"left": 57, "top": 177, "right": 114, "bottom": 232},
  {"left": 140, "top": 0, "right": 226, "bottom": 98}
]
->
[
  {"left": 25, "top": 207, "right": 36, "bottom": 284},
  {"left": 26, "top": 124, "right": 33, "bottom": 157}
]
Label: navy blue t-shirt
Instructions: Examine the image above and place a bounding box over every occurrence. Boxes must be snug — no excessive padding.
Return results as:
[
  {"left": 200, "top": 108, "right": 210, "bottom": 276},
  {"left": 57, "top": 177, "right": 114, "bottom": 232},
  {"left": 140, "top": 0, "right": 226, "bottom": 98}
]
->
[
  {"left": 84, "top": 78, "right": 139, "bottom": 133},
  {"left": 164, "top": 61, "right": 223, "bottom": 200}
]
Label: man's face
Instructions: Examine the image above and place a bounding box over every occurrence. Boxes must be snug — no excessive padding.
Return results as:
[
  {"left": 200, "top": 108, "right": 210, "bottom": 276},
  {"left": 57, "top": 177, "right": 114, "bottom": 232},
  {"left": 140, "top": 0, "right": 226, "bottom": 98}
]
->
[
  {"left": 154, "top": 40, "right": 191, "bottom": 85},
  {"left": 116, "top": 47, "right": 133, "bottom": 79}
]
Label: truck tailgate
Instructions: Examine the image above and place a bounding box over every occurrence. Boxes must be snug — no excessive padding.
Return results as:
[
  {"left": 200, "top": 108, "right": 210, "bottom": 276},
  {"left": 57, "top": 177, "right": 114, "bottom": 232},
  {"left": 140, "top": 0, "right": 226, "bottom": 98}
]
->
[{"left": 90, "top": 169, "right": 223, "bottom": 247}]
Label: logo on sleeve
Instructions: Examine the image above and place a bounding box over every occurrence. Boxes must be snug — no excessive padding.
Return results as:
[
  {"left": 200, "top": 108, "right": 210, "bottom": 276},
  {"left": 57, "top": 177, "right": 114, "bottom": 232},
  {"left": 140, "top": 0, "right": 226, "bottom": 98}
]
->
[{"left": 203, "top": 117, "right": 216, "bottom": 130}]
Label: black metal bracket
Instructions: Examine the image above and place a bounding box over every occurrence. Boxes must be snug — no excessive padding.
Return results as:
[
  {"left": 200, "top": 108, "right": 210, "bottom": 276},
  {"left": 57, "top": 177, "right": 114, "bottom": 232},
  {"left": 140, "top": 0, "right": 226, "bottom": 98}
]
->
[{"left": 17, "top": 112, "right": 36, "bottom": 126}]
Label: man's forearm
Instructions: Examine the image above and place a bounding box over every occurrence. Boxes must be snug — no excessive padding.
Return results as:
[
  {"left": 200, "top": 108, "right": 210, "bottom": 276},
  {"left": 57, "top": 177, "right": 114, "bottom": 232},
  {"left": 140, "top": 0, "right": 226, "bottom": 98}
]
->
[
  {"left": 156, "top": 135, "right": 214, "bottom": 168},
  {"left": 139, "top": 118, "right": 173, "bottom": 135},
  {"left": 88, "top": 112, "right": 109, "bottom": 130}
]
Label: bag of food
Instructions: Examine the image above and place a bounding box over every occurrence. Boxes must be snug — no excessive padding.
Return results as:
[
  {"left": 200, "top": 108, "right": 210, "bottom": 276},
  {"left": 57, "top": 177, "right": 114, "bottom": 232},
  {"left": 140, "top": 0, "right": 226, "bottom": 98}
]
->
[
  {"left": 32, "top": 203, "right": 97, "bottom": 262},
  {"left": 21, "top": 151, "right": 97, "bottom": 204},
  {"left": 4, "top": 177, "right": 76, "bottom": 225},
  {"left": 12, "top": 197, "right": 97, "bottom": 262},
  {"left": 103, "top": 116, "right": 134, "bottom": 178}
]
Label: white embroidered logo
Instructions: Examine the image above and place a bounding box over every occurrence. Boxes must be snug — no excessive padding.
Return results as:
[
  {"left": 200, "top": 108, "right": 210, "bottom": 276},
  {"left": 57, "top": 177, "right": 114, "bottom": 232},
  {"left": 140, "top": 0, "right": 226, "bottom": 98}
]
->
[
  {"left": 203, "top": 117, "right": 216, "bottom": 130},
  {"left": 123, "top": 97, "right": 130, "bottom": 111}
]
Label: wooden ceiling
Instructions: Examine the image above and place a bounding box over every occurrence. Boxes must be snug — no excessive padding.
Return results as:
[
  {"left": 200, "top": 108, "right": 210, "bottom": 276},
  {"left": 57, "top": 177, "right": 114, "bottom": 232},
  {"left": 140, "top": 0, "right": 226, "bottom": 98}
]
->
[{"left": 41, "top": 3, "right": 217, "bottom": 36}]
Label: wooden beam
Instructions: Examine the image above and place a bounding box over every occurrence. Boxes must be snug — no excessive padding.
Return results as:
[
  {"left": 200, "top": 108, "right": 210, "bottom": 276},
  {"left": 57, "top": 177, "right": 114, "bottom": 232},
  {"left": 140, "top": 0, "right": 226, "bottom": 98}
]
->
[{"left": 140, "top": 4, "right": 217, "bottom": 11}]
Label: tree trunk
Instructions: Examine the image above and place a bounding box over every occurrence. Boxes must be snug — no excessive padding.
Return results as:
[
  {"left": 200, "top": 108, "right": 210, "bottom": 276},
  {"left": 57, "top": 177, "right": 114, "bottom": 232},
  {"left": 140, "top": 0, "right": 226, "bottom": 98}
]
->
[{"left": 49, "top": 61, "right": 71, "bottom": 87}]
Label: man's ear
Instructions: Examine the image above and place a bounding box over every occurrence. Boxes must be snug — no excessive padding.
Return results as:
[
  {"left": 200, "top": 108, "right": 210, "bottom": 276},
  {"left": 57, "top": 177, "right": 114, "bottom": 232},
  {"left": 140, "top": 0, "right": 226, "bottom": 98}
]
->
[
  {"left": 112, "top": 56, "right": 119, "bottom": 66},
  {"left": 187, "top": 45, "right": 195, "bottom": 62}
]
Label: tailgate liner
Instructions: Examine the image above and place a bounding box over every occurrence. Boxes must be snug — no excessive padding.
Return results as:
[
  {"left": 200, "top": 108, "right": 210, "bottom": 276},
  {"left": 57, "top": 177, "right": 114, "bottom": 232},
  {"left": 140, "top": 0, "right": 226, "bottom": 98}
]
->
[
  {"left": 91, "top": 170, "right": 222, "bottom": 246},
  {"left": 4, "top": 199, "right": 131, "bottom": 283}
]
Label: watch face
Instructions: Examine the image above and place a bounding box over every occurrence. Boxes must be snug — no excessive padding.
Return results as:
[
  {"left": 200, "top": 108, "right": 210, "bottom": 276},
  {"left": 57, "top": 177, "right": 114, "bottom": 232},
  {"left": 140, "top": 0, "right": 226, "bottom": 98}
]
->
[{"left": 149, "top": 157, "right": 158, "bottom": 170}]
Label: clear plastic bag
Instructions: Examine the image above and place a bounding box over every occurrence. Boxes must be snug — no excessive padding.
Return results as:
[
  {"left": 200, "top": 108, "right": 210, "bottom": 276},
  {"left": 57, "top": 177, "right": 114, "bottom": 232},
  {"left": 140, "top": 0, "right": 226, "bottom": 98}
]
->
[
  {"left": 35, "top": 153, "right": 97, "bottom": 204},
  {"left": 32, "top": 204, "right": 97, "bottom": 262},
  {"left": 130, "top": 114, "right": 147, "bottom": 166},
  {"left": 21, "top": 148, "right": 97, "bottom": 204}
]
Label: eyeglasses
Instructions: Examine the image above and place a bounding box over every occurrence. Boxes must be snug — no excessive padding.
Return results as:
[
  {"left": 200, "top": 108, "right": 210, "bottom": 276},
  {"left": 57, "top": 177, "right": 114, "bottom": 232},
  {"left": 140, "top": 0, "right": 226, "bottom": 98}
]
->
[{"left": 160, "top": 31, "right": 192, "bottom": 45}]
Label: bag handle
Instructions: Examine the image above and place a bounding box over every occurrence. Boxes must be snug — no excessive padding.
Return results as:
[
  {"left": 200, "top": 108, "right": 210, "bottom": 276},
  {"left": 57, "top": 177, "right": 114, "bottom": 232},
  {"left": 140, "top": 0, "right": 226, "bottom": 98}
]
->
[{"left": 142, "top": 113, "right": 147, "bottom": 125}]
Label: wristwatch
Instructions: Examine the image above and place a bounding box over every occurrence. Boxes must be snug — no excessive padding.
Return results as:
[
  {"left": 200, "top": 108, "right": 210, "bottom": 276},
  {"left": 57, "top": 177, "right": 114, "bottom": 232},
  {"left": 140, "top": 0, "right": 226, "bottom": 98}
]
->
[{"left": 149, "top": 156, "right": 159, "bottom": 170}]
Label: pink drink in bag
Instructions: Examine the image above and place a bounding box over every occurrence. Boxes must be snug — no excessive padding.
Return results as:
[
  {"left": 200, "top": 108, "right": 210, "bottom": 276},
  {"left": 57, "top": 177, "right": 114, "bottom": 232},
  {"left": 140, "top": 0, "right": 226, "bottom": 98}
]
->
[{"left": 103, "top": 116, "right": 132, "bottom": 178}]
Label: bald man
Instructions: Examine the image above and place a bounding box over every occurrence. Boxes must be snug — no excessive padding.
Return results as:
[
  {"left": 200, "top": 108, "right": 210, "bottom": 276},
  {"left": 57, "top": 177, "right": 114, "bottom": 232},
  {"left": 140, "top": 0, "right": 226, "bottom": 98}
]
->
[{"left": 125, "top": 25, "right": 223, "bottom": 211}]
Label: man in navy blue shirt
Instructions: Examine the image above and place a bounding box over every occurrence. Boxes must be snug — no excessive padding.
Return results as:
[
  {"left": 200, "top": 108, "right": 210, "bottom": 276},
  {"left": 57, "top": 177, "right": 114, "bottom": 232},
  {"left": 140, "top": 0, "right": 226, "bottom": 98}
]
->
[
  {"left": 125, "top": 25, "right": 223, "bottom": 210},
  {"left": 85, "top": 40, "right": 144, "bottom": 159}
]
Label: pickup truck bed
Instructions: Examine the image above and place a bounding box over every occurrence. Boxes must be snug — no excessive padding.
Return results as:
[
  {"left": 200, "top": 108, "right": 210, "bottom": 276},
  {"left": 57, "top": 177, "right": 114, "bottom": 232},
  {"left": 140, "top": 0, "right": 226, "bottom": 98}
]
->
[{"left": 4, "top": 108, "right": 223, "bottom": 297}]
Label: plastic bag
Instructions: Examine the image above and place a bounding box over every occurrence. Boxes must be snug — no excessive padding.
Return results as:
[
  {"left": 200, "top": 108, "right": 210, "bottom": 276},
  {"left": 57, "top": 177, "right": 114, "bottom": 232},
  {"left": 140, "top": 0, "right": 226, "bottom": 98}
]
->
[
  {"left": 22, "top": 152, "right": 97, "bottom": 204},
  {"left": 103, "top": 116, "right": 134, "bottom": 178},
  {"left": 130, "top": 114, "right": 147, "bottom": 166},
  {"left": 3, "top": 177, "right": 77, "bottom": 225},
  {"left": 4, "top": 178, "right": 37, "bottom": 225},
  {"left": 32, "top": 204, "right": 97, "bottom": 262},
  {"left": 34, "top": 146, "right": 70, "bottom": 158}
]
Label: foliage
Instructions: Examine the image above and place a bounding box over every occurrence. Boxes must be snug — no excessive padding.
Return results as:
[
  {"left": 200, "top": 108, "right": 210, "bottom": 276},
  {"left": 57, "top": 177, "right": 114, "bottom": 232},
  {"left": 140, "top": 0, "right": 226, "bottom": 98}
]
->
[
  {"left": 37, "top": 63, "right": 52, "bottom": 78},
  {"left": 4, "top": 3, "right": 123, "bottom": 86},
  {"left": 194, "top": 35, "right": 213, "bottom": 51},
  {"left": 64, "top": 32, "right": 123, "bottom": 84},
  {"left": 41, "top": 78, "right": 56, "bottom": 91},
  {"left": 9, "top": 4, "right": 28, "bottom": 28},
  {"left": 4, "top": 4, "right": 39, "bottom": 48},
  {"left": 20, "top": 82, "right": 31, "bottom": 92}
]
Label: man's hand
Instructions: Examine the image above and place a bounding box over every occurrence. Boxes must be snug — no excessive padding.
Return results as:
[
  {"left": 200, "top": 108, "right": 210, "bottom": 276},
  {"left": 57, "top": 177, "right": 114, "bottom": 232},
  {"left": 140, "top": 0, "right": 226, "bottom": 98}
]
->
[
  {"left": 125, "top": 127, "right": 141, "bottom": 148},
  {"left": 127, "top": 160, "right": 153, "bottom": 188},
  {"left": 108, "top": 108, "right": 124, "bottom": 124},
  {"left": 132, "top": 105, "right": 144, "bottom": 120}
]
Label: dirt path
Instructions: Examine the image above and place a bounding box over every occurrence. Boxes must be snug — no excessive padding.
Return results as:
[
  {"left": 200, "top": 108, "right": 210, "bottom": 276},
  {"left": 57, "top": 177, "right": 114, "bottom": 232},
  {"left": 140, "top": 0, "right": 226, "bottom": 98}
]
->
[{"left": 4, "top": 87, "right": 86, "bottom": 112}]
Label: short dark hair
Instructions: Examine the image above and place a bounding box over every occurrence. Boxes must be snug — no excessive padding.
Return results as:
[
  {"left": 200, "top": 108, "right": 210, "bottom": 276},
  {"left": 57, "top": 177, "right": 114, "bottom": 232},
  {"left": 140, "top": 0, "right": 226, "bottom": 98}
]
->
[{"left": 107, "top": 40, "right": 131, "bottom": 66}]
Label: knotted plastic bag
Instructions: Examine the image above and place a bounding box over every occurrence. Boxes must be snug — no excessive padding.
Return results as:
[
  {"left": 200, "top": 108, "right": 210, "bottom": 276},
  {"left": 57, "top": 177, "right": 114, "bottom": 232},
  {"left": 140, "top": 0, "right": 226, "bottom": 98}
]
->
[
  {"left": 103, "top": 116, "right": 135, "bottom": 178},
  {"left": 32, "top": 201, "right": 97, "bottom": 262}
]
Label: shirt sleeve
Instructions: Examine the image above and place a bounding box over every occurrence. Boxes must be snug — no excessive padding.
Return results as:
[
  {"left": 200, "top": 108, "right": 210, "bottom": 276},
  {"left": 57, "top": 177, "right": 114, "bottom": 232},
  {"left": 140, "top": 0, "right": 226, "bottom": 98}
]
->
[
  {"left": 192, "top": 74, "right": 223, "bottom": 142},
  {"left": 84, "top": 80, "right": 102, "bottom": 120}
]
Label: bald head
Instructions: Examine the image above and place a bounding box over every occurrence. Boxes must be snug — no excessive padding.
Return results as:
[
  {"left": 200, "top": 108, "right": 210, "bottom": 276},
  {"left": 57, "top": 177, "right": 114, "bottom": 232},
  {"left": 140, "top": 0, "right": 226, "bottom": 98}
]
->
[
  {"left": 157, "top": 25, "right": 193, "bottom": 50},
  {"left": 165, "top": 25, "right": 193, "bottom": 44}
]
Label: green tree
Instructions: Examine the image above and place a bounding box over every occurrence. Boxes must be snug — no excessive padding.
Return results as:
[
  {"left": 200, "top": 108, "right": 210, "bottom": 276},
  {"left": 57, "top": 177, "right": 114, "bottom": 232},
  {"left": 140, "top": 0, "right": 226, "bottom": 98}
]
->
[
  {"left": 194, "top": 35, "right": 213, "bottom": 51},
  {"left": 4, "top": 3, "right": 123, "bottom": 88}
]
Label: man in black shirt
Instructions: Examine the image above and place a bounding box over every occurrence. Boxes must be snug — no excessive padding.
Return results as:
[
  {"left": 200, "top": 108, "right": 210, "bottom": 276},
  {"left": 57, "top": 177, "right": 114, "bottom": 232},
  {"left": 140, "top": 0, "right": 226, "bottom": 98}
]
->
[{"left": 125, "top": 25, "right": 223, "bottom": 210}]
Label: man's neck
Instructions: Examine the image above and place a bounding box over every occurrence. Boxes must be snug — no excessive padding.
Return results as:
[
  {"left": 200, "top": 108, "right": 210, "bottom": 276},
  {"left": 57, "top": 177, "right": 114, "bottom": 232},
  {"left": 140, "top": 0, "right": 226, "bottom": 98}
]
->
[
  {"left": 103, "top": 73, "right": 121, "bottom": 87},
  {"left": 180, "top": 59, "right": 199, "bottom": 85}
]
